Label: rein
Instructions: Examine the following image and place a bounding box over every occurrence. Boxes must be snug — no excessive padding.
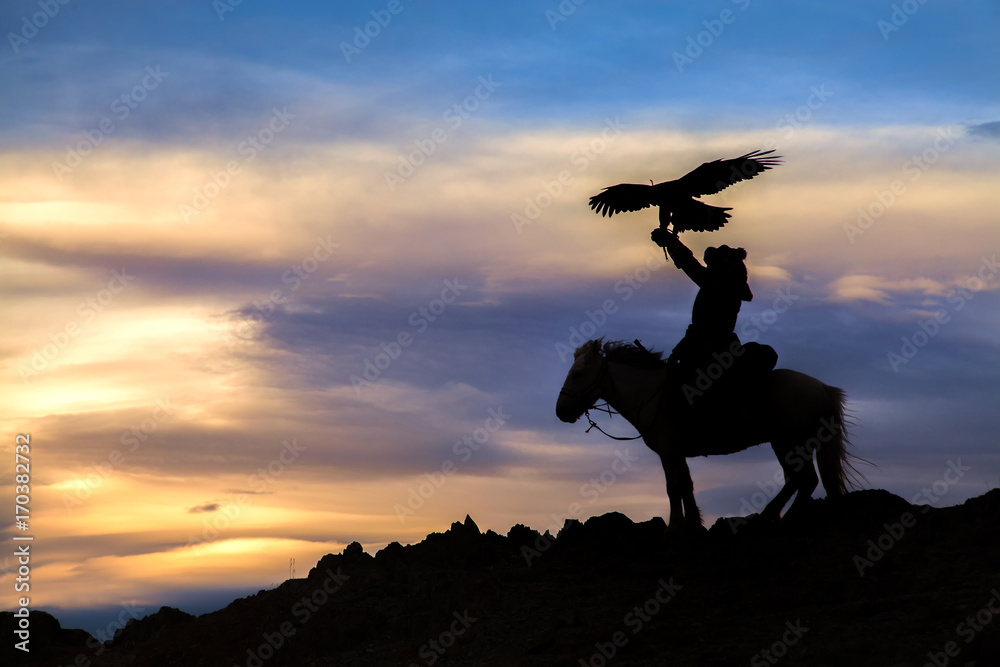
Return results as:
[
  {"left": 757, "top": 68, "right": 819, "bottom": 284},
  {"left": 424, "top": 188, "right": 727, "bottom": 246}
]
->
[
  {"left": 584, "top": 404, "right": 644, "bottom": 441},
  {"left": 574, "top": 345, "right": 667, "bottom": 442}
]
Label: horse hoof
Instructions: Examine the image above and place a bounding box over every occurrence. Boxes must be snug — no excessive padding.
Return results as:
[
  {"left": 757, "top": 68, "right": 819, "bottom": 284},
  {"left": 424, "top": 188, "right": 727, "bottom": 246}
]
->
[{"left": 781, "top": 502, "right": 814, "bottom": 524}]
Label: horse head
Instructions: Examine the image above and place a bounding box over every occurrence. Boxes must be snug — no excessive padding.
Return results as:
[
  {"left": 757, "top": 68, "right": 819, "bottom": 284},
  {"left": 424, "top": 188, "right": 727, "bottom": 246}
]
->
[{"left": 556, "top": 338, "right": 606, "bottom": 423}]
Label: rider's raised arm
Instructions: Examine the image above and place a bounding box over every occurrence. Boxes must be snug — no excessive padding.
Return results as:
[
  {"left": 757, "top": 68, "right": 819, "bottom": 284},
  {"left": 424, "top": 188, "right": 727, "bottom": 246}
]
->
[{"left": 655, "top": 231, "right": 708, "bottom": 287}]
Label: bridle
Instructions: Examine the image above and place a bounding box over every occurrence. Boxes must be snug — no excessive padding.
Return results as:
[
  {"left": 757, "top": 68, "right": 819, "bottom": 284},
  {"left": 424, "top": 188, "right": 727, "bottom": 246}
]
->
[
  {"left": 560, "top": 352, "right": 650, "bottom": 442},
  {"left": 557, "top": 354, "right": 607, "bottom": 408}
]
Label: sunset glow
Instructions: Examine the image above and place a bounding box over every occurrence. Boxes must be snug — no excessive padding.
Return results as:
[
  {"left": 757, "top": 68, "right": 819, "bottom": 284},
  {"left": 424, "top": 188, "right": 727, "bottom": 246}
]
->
[{"left": 1, "top": 0, "right": 998, "bottom": 637}]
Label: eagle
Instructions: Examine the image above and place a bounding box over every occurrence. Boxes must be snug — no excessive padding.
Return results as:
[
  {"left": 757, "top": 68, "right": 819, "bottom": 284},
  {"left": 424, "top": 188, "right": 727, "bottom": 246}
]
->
[{"left": 588, "top": 149, "right": 782, "bottom": 232}]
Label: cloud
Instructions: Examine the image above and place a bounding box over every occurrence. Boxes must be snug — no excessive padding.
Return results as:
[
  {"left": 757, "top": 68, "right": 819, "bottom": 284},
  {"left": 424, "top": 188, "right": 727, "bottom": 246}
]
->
[
  {"left": 828, "top": 274, "right": 951, "bottom": 304},
  {"left": 3, "top": 0, "right": 1000, "bottom": 635},
  {"left": 967, "top": 121, "right": 1000, "bottom": 140},
  {"left": 828, "top": 271, "right": 999, "bottom": 307},
  {"left": 4, "top": 115, "right": 999, "bottom": 622},
  {"left": 187, "top": 502, "right": 220, "bottom": 514}
]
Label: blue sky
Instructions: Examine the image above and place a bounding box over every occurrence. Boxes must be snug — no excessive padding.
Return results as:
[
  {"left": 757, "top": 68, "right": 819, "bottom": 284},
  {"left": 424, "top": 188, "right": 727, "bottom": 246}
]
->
[{"left": 1, "top": 0, "right": 998, "bottom": 637}]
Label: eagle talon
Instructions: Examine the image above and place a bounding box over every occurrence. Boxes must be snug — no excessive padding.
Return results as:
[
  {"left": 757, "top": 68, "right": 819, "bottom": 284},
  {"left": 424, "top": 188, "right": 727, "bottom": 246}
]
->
[{"left": 650, "top": 228, "right": 673, "bottom": 247}]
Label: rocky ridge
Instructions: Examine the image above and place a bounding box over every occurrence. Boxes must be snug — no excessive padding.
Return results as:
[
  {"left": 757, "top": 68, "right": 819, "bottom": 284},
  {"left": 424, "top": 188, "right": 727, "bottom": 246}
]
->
[{"left": 3, "top": 489, "right": 1000, "bottom": 666}]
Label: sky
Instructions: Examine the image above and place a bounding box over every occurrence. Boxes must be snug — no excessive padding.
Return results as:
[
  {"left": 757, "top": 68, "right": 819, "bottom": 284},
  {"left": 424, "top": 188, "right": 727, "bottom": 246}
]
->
[{"left": 1, "top": 0, "right": 999, "bottom": 638}]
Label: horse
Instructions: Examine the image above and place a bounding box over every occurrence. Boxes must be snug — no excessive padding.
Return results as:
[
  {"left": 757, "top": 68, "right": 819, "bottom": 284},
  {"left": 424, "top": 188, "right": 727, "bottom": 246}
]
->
[{"left": 556, "top": 338, "right": 864, "bottom": 532}]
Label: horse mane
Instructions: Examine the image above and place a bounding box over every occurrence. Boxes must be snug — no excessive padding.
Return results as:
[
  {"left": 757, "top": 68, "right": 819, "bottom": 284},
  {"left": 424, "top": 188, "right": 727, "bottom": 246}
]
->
[{"left": 579, "top": 338, "right": 668, "bottom": 369}]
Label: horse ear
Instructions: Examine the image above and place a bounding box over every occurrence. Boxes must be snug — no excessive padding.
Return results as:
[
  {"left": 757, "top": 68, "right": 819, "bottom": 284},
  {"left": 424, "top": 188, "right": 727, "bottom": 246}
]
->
[{"left": 590, "top": 337, "right": 605, "bottom": 357}]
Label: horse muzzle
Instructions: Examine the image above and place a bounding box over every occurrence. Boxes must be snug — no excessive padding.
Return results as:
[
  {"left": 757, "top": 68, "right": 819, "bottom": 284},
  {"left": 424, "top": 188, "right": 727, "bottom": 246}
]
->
[{"left": 556, "top": 389, "right": 585, "bottom": 423}]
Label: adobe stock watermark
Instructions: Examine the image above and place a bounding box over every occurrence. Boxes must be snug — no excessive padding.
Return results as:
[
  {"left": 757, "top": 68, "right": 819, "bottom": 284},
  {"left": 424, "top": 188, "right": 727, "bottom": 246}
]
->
[
  {"left": 61, "top": 399, "right": 176, "bottom": 513},
  {"left": 853, "top": 458, "right": 970, "bottom": 576},
  {"left": 924, "top": 588, "right": 1000, "bottom": 667},
  {"left": 739, "top": 287, "right": 799, "bottom": 343},
  {"left": 384, "top": 75, "right": 501, "bottom": 191},
  {"left": 681, "top": 339, "right": 746, "bottom": 406},
  {"left": 350, "top": 278, "right": 466, "bottom": 393},
  {"left": 751, "top": 620, "right": 810, "bottom": 666},
  {"left": 179, "top": 106, "right": 295, "bottom": 223},
  {"left": 186, "top": 439, "right": 306, "bottom": 548},
  {"left": 213, "top": 0, "right": 244, "bottom": 21},
  {"left": 672, "top": 0, "right": 752, "bottom": 73},
  {"left": 228, "top": 236, "right": 339, "bottom": 345},
  {"left": 7, "top": 0, "right": 71, "bottom": 53},
  {"left": 394, "top": 406, "right": 510, "bottom": 523},
  {"left": 877, "top": 0, "right": 929, "bottom": 40},
  {"left": 727, "top": 466, "right": 786, "bottom": 529},
  {"left": 887, "top": 254, "right": 998, "bottom": 372},
  {"left": 340, "top": 0, "right": 414, "bottom": 63},
  {"left": 236, "top": 567, "right": 350, "bottom": 667},
  {"left": 544, "top": 0, "right": 585, "bottom": 30},
  {"left": 725, "top": 417, "right": 840, "bottom": 533},
  {"left": 703, "top": 85, "right": 831, "bottom": 195},
  {"left": 511, "top": 116, "right": 626, "bottom": 234},
  {"left": 579, "top": 577, "right": 682, "bottom": 666},
  {"left": 521, "top": 448, "right": 640, "bottom": 566},
  {"left": 843, "top": 126, "right": 961, "bottom": 243},
  {"left": 18, "top": 268, "right": 135, "bottom": 382},
  {"left": 50, "top": 65, "right": 170, "bottom": 180},
  {"left": 409, "top": 610, "right": 477, "bottom": 667},
  {"left": 765, "top": 85, "right": 832, "bottom": 148},
  {"left": 683, "top": 286, "right": 798, "bottom": 406},
  {"left": 554, "top": 247, "right": 664, "bottom": 362}
]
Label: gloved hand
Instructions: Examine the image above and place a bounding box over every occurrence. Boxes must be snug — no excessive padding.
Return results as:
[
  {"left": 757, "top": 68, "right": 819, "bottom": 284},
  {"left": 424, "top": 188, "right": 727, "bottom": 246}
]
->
[{"left": 650, "top": 227, "right": 677, "bottom": 248}]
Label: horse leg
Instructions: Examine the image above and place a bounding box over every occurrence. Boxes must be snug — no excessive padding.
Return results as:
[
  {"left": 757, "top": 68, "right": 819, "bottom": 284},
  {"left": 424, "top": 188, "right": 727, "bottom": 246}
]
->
[
  {"left": 760, "top": 440, "right": 800, "bottom": 521},
  {"left": 678, "top": 458, "right": 703, "bottom": 531},
  {"left": 786, "top": 440, "right": 819, "bottom": 516},
  {"left": 660, "top": 453, "right": 688, "bottom": 531},
  {"left": 661, "top": 454, "right": 700, "bottom": 531}
]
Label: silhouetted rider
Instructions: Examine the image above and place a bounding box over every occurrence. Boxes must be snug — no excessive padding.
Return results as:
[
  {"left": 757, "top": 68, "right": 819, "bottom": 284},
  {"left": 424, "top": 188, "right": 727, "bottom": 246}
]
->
[
  {"left": 651, "top": 228, "right": 774, "bottom": 409},
  {"left": 652, "top": 228, "right": 751, "bottom": 364}
]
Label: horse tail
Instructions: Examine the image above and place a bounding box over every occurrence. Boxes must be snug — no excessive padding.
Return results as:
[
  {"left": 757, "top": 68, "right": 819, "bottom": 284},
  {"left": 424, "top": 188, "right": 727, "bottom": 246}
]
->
[{"left": 816, "top": 385, "right": 868, "bottom": 497}]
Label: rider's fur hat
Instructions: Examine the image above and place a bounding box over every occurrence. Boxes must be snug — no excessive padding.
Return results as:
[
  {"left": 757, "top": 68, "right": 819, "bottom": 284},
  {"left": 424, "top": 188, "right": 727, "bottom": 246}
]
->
[
  {"left": 704, "top": 244, "right": 747, "bottom": 264},
  {"left": 704, "top": 245, "right": 753, "bottom": 302}
]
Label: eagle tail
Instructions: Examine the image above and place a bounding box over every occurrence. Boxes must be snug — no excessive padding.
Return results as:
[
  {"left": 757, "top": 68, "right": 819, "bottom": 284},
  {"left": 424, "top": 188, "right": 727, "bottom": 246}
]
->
[{"left": 673, "top": 199, "right": 732, "bottom": 233}]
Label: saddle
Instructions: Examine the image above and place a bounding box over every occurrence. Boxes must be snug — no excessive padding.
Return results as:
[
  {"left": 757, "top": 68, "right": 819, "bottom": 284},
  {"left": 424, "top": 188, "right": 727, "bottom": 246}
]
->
[
  {"left": 666, "top": 337, "right": 778, "bottom": 423},
  {"left": 735, "top": 341, "right": 779, "bottom": 378}
]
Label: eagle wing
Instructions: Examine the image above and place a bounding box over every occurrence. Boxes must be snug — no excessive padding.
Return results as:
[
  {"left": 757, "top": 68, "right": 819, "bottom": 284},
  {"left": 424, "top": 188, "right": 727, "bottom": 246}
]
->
[
  {"left": 588, "top": 183, "right": 655, "bottom": 217},
  {"left": 673, "top": 149, "right": 782, "bottom": 197}
]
